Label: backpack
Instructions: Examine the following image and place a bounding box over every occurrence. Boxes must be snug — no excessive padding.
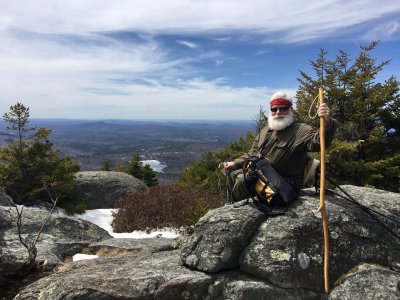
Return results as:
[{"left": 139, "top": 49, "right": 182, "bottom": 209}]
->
[{"left": 243, "top": 156, "right": 299, "bottom": 206}]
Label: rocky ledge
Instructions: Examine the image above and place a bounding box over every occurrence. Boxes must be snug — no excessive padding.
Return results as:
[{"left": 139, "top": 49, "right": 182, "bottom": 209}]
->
[
  {"left": 73, "top": 171, "right": 148, "bottom": 209},
  {"left": 3, "top": 186, "right": 400, "bottom": 299}
]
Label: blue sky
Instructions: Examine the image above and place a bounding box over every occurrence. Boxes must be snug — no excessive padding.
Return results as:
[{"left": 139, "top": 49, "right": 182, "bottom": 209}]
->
[{"left": 0, "top": 0, "right": 399, "bottom": 120}]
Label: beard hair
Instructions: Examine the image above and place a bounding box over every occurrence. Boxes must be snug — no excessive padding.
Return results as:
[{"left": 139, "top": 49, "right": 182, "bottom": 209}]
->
[{"left": 268, "top": 110, "right": 295, "bottom": 131}]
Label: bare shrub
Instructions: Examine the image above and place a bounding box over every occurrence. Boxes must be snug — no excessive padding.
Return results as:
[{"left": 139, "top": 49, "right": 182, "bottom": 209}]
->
[{"left": 112, "top": 184, "right": 226, "bottom": 232}]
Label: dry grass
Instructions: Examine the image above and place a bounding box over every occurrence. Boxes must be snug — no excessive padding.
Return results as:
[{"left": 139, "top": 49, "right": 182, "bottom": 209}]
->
[{"left": 112, "top": 184, "right": 226, "bottom": 232}]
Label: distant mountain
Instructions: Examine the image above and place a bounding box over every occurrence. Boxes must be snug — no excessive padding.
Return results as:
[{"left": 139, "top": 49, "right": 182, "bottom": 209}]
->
[{"left": 0, "top": 119, "right": 254, "bottom": 184}]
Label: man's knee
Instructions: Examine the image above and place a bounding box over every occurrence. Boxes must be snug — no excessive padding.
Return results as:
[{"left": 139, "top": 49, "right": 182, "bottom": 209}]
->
[
  {"left": 227, "top": 170, "right": 248, "bottom": 203},
  {"left": 227, "top": 169, "right": 242, "bottom": 186}
]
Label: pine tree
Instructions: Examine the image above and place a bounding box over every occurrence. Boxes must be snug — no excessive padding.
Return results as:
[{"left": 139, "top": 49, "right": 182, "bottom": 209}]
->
[
  {"left": 142, "top": 164, "right": 159, "bottom": 187},
  {"left": 252, "top": 105, "right": 268, "bottom": 134},
  {"left": 125, "top": 152, "right": 144, "bottom": 180},
  {"left": 101, "top": 159, "right": 111, "bottom": 171},
  {"left": 0, "top": 102, "right": 81, "bottom": 203},
  {"left": 295, "top": 41, "right": 400, "bottom": 191},
  {"left": 124, "top": 152, "right": 159, "bottom": 187}
]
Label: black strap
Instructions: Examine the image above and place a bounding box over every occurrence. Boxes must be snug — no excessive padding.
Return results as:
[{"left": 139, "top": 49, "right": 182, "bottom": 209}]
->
[
  {"left": 240, "top": 196, "right": 288, "bottom": 215},
  {"left": 253, "top": 199, "right": 288, "bottom": 215},
  {"left": 313, "top": 169, "right": 400, "bottom": 243}
]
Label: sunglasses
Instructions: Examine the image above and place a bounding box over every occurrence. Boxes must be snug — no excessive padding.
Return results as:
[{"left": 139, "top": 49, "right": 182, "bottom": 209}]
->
[{"left": 270, "top": 107, "right": 290, "bottom": 113}]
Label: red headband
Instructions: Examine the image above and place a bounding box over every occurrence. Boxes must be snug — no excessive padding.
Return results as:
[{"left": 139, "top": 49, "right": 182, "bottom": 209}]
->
[{"left": 270, "top": 98, "right": 292, "bottom": 108}]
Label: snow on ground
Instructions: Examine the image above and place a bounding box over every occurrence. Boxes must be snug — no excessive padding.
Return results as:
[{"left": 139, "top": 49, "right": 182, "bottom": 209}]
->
[
  {"left": 71, "top": 208, "right": 180, "bottom": 261},
  {"left": 73, "top": 253, "right": 98, "bottom": 261},
  {"left": 75, "top": 209, "right": 180, "bottom": 239}
]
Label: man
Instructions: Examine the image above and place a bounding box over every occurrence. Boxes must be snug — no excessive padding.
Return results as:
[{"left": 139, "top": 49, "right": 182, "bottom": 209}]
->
[{"left": 222, "top": 91, "right": 339, "bottom": 204}]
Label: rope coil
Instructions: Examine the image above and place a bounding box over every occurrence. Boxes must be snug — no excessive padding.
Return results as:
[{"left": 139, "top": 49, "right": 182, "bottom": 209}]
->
[{"left": 308, "top": 90, "right": 327, "bottom": 119}]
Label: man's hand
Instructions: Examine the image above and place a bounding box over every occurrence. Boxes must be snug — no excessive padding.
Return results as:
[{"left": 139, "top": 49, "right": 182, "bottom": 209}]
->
[
  {"left": 316, "top": 103, "right": 332, "bottom": 125},
  {"left": 220, "top": 161, "right": 236, "bottom": 171}
]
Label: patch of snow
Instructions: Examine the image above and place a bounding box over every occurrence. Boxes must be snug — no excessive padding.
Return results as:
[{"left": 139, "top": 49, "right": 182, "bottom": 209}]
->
[
  {"left": 59, "top": 208, "right": 180, "bottom": 261},
  {"left": 73, "top": 253, "right": 98, "bottom": 261},
  {"left": 75, "top": 209, "right": 179, "bottom": 239}
]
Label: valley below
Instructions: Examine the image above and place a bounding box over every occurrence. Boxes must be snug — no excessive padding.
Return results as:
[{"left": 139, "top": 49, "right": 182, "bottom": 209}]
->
[{"left": 0, "top": 119, "right": 253, "bottom": 184}]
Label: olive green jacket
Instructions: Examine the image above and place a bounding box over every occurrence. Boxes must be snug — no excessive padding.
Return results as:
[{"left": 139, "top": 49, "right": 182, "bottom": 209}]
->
[{"left": 233, "top": 119, "right": 339, "bottom": 191}]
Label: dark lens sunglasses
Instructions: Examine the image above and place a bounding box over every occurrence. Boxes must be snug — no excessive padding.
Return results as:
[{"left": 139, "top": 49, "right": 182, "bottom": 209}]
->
[{"left": 270, "top": 107, "right": 290, "bottom": 113}]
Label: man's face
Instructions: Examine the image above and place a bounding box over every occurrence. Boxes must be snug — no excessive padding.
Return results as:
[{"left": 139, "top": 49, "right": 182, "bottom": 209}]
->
[
  {"left": 270, "top": 106, "right": 291, "bottom": 119},
  {"left": 268, "top": 105, "right": 294, "bottom": 131}
]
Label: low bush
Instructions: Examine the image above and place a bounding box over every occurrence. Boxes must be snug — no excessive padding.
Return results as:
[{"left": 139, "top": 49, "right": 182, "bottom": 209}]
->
[
  {"left": 112, "top": 184, "right": 226, "bottom": 232},
  {"left": 63, "top": 202, "right": 87, "bottom": 215}
]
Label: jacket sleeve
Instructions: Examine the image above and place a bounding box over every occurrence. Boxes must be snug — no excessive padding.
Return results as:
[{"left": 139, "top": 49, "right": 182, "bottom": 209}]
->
[{"left": 233, "top": 132, "right": 261, "bottom": 167}]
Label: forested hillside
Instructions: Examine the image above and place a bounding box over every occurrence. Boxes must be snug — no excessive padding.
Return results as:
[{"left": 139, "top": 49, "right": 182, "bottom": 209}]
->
[{"left": 0, "top": 119, "right": 253, "bottom": 184}]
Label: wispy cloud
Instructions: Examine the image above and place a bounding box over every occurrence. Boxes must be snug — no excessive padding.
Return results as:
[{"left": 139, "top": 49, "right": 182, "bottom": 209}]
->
[
  {"left": 3, "top": 1, "right": 400, "bottom": 41},
  {"left": 213, "top": 37, "right": 232, "bottom": 42},
  {"left": 254, "top": 50, "right": 269, "bottom": 56},
  {"left": 363, "top": 21, "right": 400, "bottom": 41},
  {"left": 215, "top": 60, "right": 224, "bottom": 67},
  {"left": 176, "top": 40, "right": 198, "bottom": 49},
  {"left": 0, "top": 0, "right": 399, "bottom": 119},
  {"left": 4, "top": 77, "right": 281, "bottom": 120}
]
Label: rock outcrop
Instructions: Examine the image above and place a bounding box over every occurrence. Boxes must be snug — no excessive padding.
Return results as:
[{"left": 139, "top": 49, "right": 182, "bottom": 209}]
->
[
  {"left": 73, "top": 171, "right": 148, "bottom": 209},
  {"left": 14, "top": 251, "right": 322, "bottom": 300},
  {"left": 239, "top": 189, "right": 400, "bottom": 290},
  {"left": 328, "top": 263, "right": 400, "bottom": 299},
  {"left": 181, "top": 203, "right": 266, "bottom": 272},
  {"left": 0, "top": 205, "right": 111, "bottom": 285},
  {"left": 8, "top": 186, "right": 400, "bottom": 299},
  {"left": 0, "top": 188, "right": 13, "bottom": 206}
]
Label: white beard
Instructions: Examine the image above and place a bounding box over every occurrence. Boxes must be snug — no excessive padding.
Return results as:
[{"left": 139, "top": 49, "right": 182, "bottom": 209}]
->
[{"left": 268, "top": 111, "right": 295, "bottom": 131}]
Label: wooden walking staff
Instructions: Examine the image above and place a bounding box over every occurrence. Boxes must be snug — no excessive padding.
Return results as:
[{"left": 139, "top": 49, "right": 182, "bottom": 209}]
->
[{"left": 318, "top": 87, "right": 329, "bottom": 293}]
